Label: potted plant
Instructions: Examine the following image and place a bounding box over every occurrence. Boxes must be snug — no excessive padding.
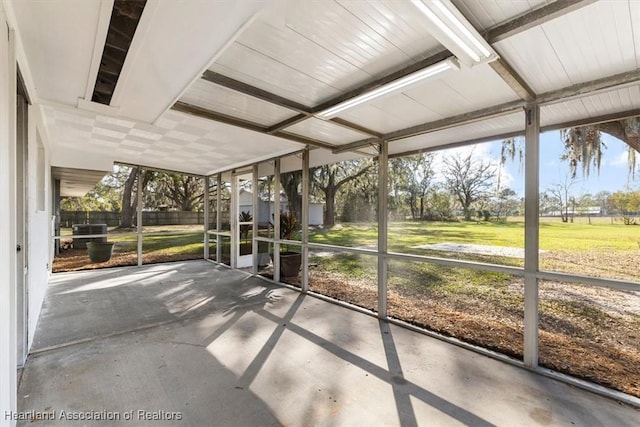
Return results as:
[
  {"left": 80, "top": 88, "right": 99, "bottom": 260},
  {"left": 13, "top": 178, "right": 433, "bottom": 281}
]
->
[
  {"left": 271, "top": 211, "right": 302, "bottom": 277},
  {"left": 86, "top": 241, "right": 115, "bottom": 263}
]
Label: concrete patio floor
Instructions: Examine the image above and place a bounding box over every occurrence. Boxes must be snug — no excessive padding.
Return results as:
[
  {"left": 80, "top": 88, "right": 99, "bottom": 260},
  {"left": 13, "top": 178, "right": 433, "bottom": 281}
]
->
[{"left": 18, "top": 260, "right": 639, "bottom": 426}]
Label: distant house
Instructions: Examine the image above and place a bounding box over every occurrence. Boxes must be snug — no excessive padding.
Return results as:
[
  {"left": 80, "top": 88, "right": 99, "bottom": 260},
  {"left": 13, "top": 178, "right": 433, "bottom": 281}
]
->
[
  {"left": 576, "top": 206, "right": 603, "bottom": 216},
  {"left": 543, "top": 206, "right": 602, "bottom": 217},
  {"left": 238, "top": 189, "right": 324, "bottom": 226}
]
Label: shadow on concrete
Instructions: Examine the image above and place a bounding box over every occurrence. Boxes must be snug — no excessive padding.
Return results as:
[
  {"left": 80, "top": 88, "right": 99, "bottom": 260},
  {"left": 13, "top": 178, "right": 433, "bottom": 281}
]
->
[
  {"left": 251, "top": 306, "right": 494, "bottom": 426},
  {"left": 32, "top": 261, "right": 281, "bottom": 352}
]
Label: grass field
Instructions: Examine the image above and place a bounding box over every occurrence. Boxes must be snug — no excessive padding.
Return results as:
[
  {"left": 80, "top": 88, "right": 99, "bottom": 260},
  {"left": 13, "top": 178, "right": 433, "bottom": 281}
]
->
[
  {"left": 53, "top": 219, "right": 640, "bottom": 397},
  {"left": 304, "top": 218, "right": 640, "bottom": 398}
]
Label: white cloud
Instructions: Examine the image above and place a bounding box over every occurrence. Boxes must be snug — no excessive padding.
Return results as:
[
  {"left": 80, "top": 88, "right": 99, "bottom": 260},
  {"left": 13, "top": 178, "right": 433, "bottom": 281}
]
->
[{"left": 609, "top": 150, "right": 628, "bottom": 167}]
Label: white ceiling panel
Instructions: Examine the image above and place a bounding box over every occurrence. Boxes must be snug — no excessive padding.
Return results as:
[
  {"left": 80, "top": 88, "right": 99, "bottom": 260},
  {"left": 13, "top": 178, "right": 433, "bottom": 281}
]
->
[
  {"left": 335, "top": 0, "right": 441, "bottom": 62},
  {"left": 336, "top": 63, "right": 519, "bottom": 134},
  {"left": 536, "top": 1, "right": 638, "bottom": 84},
  {"left": 42, "top": 105, "right": 304, "bottom": 176},
  {"left": 402, "top": 62, "right": 520, "bottom": 117},
  {"left": 283, "top": 0, "right": 424, "bottom": 78},
  {"left": 180, "top": 80, "right": 297, "bottom": 127},
  {"left": 335, "top": 102, "right": 431, "bottom": 135},
  {"left": 495, "top": 1, "right": 639, "bottom": 94},
  {"left": 389, "top": 112, "right": 524, "bottom": 156},
  {"left": 541, "top": 84, "right": 640, "bottom": 128},
  {"left": 286, "top": 118, "right": 370, "bottom": 145},
  {"left": 210, "top": 43, "right": 339, "bottom": 106},
  {"left": 9, "top": 0, "right": 101, "bottom": 105},
  {"left": 237, "top": 18, "right": 372, "bottom": 91},
  {"left": 210, "top": 0, "right": 445, "bottom": 107},
  {"left": 494, "top": 26, "right": 572, "bottom": 94},
  {"left": 454, "top": 0, "right": 550, "bottom": 31},
  {"left": 112, "top": 0, "right": 267, "bottom": 123}
]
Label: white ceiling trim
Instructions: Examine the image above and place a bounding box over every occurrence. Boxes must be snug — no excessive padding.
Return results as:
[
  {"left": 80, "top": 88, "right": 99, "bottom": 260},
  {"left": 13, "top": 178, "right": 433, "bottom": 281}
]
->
[
  {"left": 147, "top": 1, "right": 265, "bottom": 125},
  {"left": 82, "top": 0, "right": 113, "bottom": 102},
  {"left": 3, "top": 1, "right": 46, "bottom": 104}
]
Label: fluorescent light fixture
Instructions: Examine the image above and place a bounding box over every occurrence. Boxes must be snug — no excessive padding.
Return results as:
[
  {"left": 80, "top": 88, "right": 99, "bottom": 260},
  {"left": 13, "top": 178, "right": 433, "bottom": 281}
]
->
[
  {"left": 316, "top": 58, "right": 459, "bottom": 120},
  {"left": 411, "top": 0, "right": 498, "bottom": 67}
]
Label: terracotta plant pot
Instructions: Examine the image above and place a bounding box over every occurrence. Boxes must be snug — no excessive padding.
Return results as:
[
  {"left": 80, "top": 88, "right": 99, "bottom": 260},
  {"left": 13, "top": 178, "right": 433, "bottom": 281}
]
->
[{"left": 86, "top": 241, "right": 115, "bottom": 263}]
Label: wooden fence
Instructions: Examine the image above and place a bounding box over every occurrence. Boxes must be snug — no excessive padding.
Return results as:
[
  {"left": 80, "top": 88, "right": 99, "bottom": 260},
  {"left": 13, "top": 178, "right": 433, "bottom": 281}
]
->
[{"left": 60, "top": 211, "right": 230, "bottom": 227}]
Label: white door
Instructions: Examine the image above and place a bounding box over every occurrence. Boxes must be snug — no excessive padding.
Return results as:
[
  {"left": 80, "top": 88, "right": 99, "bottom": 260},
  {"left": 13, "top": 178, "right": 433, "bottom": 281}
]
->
[
  {"left": 16, "top": 90, "right": 28, "bottom": 366},
  {"left": 235, "top": 172, "right": 253, "bottom": 268}
]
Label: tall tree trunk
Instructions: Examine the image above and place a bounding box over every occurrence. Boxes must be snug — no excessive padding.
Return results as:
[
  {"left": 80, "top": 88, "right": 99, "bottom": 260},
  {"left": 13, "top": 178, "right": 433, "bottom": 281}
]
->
[
  {"left": 324, "top": 187, "right": 336, "bottom": 226},
  {"left": 463, "top": 204, "right": 472, "bottom": 221},
  {"left": 120, "top": 167, "right": 138, "bottom": 228}
]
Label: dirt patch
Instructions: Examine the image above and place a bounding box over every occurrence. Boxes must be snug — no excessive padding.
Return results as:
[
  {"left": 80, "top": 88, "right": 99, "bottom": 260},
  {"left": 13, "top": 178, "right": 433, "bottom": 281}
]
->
[
  {"left": 541, "top": 250, "right": 639, "bottom": 282},
  {"left": 303, "top": 270, "right": 640, "bottom": 398}
]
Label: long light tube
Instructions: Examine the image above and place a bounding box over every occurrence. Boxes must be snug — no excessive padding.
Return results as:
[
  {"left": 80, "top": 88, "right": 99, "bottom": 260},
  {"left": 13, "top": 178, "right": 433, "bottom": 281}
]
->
[
  {"left": 432, "top": 0, "right": 492, "bottom": 58},
  {"left": 315, "top": 58, "right": 459, "bottom": 120},
  {"left": 411, "top": 0, "right": 497, "bottom": 66}
]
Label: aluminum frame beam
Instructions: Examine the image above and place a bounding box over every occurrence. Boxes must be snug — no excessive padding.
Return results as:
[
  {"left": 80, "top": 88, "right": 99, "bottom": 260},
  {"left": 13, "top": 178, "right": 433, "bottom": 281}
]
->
[
  {"left": 377, "top": 141, "right": 388, "bottom": 318},
  {"left": 523, "top": 104, "right": 540, "bottom": 368},
  {"left": 173, "top": 0, "right": 606, "bottom": 161}
]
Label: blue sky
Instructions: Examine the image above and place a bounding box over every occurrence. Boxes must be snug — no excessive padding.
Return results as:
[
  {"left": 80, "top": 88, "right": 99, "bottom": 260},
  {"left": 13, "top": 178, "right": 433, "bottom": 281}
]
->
[{"left": 484, "top": 131, "right": 636, "bottom": 197}]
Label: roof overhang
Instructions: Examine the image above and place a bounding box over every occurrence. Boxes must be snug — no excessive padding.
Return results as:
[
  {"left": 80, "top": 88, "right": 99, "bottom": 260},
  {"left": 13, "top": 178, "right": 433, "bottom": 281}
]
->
[{"left": 7, "top": 0, "right": 639, "bottom": 179}]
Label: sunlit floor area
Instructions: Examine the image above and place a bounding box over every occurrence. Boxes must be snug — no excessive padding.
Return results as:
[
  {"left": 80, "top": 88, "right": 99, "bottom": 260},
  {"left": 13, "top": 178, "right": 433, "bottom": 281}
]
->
[{"left": 18, "top": 261, "right": 639, "bottom": 426}]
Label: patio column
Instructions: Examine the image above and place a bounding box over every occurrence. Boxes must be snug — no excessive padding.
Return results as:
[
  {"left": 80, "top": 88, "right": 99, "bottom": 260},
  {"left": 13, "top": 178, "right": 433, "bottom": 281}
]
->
[
  {"left": 274, "top": 159, "right": 281, "bottom": 282},
  {"left": 216, "top": 173, "right": 222, "bottom": 262},
  {"left": 378, "top": 141, "right": 389, "bottom": 318},
  {"left": 230, "top": 172, "right": 238, "bottom": 269},
  {"left": 301, "top": 148, "right": 310, "bottom": 292},
  {"left": 204, "top": 176, "right": 209, "bottom": 260},
  {"left": 524, "top": 104, "right": 540, "bottom": 367},
  {"left": 137, "top": 167, "right": 143, "bottom": 266},
  {"left": 252, "top": 165, "right": 258, "bottom": 274}
]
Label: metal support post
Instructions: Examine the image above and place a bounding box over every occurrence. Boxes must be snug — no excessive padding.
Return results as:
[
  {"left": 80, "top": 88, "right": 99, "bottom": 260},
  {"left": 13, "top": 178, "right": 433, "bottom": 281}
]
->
[
  {"left": 524, "top": 104, "right": 540, "bottom": 367},
  {"left": 216, "top": 173, "right": 222, "bottom": 263},
  {"left": 204, "top": 176, "right": 210, "bottom": 260},
  {"left": 301, "top": 148, "right": 310, "bottom": 292},
  {"left": 252, "top": 165, "right": 259, "bottom": 274},
  {"left": 274, "top": 159, "right": 281, "bottom": 282},
  {"left": 377, "top": 141, "right": 389, "bottom": 318},
  {"left": 230, "top": 173, "right": 238, "bottom": 269},
  {"left": 136, "top": 167, "right": 143, "bottom": 266}
]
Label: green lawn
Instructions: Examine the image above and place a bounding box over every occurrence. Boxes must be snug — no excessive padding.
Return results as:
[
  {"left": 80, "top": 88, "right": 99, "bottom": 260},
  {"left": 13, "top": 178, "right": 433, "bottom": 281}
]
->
[
  {"left": 309, "top": 218, "right": 639, "bottom": 252},
  {"left": 59, "top": 218, "right": 639, "bottom": 279},
  {"left": 307, "top": 217, "right": 639, "bottom": 286},
  {"left": 59, "top": 226, "right": 205, "bottom": 257}
]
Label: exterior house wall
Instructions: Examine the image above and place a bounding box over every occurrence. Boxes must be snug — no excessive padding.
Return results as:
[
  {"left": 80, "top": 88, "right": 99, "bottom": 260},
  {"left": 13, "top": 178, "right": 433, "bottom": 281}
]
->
[
  {"left": 1, "top": 5, "right": 52, "bottom": 425},
  {"left": 0, "top": 4, "right": 18, "bottom": 425},
  {"left": 26, "top": 105, "right": 52, "bottom": 350}
]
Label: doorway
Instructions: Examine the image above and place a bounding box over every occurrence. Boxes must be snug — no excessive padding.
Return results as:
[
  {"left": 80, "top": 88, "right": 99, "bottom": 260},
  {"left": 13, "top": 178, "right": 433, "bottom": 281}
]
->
[
  {"left": 16, "top": 78, "right": 28, "bottom": 367},
  {"left": 234, "top": 171, "right": 254, "bottom": 269}
]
